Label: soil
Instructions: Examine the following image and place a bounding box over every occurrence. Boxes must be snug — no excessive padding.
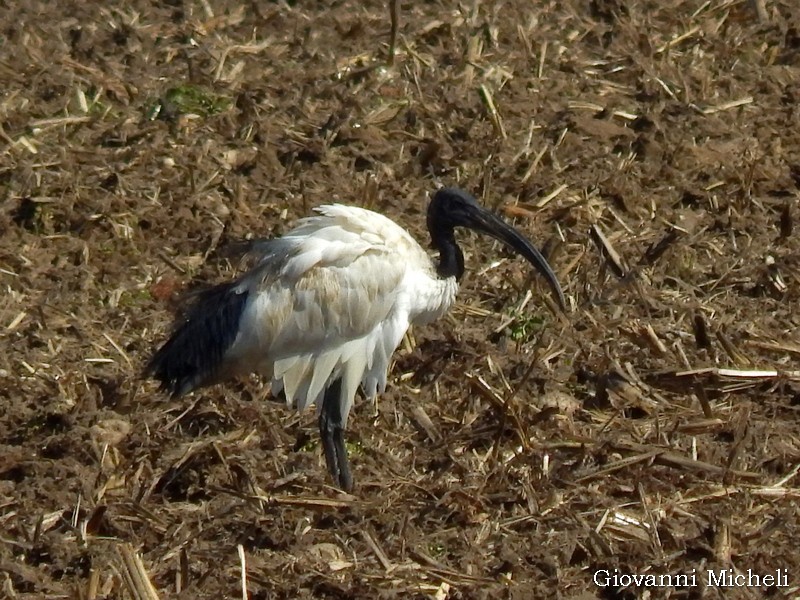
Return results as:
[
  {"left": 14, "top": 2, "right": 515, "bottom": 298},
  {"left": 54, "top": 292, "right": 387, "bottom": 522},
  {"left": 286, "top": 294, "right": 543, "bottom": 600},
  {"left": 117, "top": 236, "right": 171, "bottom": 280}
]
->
[{"left": 2, "top": 0, "right": 800, "bottom": 598}]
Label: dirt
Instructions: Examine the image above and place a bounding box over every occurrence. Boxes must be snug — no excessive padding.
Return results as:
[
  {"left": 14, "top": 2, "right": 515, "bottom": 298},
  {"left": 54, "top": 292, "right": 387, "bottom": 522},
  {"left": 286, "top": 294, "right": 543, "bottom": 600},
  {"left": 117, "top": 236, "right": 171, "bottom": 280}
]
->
[{"left": 2, "top": 0, "right": 800, "bottom": 598}]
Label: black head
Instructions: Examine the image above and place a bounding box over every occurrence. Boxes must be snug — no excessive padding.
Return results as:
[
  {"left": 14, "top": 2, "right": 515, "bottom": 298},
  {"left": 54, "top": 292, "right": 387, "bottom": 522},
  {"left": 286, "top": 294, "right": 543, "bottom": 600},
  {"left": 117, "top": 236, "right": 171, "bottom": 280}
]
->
[{"left": 427, "top": 187, "right": 566, "bottom": 310}]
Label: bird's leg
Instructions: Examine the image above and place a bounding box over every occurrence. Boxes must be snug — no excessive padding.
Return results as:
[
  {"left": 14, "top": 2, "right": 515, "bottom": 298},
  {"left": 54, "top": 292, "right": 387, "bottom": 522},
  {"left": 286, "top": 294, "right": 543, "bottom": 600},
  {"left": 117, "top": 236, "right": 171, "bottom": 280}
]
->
[
  {"left": 388, "top": 0, "right": 400, "bottom": 65},
  {"left": 319, "top": 378, "right": 353, "bottom": 492}
]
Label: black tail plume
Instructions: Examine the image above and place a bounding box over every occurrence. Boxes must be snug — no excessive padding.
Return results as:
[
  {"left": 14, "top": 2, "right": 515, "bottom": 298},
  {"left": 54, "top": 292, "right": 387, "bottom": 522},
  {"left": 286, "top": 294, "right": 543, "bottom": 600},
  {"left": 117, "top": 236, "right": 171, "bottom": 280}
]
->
[{"left": 146, "top": 281, "right": 250, "bottom": 398}]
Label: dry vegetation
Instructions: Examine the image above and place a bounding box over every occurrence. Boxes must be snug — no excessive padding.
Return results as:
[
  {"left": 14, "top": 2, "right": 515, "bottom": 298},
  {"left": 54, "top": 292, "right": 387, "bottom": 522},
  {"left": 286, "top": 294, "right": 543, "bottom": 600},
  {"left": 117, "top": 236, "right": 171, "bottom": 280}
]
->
[{"left": 2, "top": 0, "right": 800, "bottom": 598}]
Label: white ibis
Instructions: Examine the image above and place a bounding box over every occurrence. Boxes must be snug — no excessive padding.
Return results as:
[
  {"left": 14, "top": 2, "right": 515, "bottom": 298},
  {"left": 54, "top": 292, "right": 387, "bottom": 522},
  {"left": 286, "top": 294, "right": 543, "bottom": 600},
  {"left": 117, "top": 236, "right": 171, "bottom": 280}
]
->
[{"left": 147, "top": 187, "right": 566, "bottom": 491}]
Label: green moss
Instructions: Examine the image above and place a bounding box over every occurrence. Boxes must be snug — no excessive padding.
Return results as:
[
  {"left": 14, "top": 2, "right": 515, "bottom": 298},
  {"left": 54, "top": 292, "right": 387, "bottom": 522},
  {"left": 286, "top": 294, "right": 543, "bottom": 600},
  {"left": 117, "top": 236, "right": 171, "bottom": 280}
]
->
[
  {"left": 147, "top": 84, "right": 231, "bottom": 120},
  {"left": 508, "top": 313, "right": 546, "bottom": 342},
  {"left": 345, "top": 439, "right": 363, "bottom": 456},
  {"left": 115, "top": 288, "right": 152, "bottom": 308}
]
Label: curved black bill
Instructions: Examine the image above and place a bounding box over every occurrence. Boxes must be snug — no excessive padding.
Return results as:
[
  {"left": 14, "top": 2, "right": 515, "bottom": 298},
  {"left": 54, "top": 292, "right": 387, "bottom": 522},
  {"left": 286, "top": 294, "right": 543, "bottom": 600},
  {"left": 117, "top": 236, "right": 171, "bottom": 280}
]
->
[{"left": 463, "top": 204, "right": 567, "bottom": 310}]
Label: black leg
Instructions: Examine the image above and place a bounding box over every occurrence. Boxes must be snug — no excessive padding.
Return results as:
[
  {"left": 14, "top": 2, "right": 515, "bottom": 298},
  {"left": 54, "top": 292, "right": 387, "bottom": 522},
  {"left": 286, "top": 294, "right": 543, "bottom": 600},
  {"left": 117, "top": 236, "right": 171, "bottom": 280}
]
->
[{"left": 319, "top": 378, "right": 353, "bottom": 492}]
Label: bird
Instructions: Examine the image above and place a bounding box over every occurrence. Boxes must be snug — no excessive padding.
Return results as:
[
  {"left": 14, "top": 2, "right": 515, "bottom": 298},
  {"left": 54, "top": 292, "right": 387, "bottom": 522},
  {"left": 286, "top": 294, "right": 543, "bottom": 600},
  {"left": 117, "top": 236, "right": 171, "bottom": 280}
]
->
[{"left": 147, "top": 187, "right": 566, "bottom": 492}]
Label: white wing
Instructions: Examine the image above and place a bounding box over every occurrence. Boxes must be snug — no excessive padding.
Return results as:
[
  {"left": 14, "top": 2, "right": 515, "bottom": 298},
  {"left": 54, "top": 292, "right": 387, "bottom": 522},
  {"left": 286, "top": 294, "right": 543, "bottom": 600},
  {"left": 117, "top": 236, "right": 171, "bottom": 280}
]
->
[{"left": 224, "top": 205, "right": 417, "bottom": 424}]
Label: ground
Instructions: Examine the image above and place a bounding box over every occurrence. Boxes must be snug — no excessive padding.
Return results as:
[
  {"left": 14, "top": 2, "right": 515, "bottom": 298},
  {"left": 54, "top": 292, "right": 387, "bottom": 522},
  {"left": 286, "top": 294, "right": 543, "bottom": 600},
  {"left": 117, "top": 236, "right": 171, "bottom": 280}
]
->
[{"left": 2, "top": 0, "right": 800, "bottom": 598}]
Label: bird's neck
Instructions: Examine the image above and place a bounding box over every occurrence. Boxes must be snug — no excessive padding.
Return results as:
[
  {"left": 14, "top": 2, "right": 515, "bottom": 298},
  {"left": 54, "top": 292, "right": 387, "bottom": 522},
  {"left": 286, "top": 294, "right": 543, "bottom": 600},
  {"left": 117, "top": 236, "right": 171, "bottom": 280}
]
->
[
  {"left": 433, "top": 233, "right": 464, "bottom": 280},
  {"left": 427, "top": 201, "right": 464, "bottom": 280}
]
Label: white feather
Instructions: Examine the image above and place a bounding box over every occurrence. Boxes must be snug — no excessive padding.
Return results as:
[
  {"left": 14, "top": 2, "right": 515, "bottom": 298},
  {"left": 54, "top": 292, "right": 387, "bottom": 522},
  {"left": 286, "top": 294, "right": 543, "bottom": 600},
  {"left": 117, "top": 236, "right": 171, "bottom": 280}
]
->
[{"left": 221, "top": 204, "right": 460, "bottom": 424}]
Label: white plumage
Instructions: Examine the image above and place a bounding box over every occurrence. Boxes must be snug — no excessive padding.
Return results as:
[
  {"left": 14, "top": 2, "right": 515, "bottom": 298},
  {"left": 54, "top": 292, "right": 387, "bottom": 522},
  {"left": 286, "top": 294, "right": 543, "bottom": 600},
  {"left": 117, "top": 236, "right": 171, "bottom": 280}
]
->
[
  {"left": 148, "top": 187, "right": 565, "bottom": 491},
  {"left": 228, "top": 204, "right": 457, "bottom": 424}
]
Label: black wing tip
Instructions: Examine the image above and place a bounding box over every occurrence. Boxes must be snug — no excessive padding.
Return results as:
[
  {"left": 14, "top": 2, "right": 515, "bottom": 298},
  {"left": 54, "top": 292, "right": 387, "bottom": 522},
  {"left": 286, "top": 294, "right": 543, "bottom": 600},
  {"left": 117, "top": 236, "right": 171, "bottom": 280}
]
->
[
  {"left": 144, "top": 345, "right": 198, "bottom": 399},
  {"left": 145, "top": 281, "right": 250, "bottom": 399}
]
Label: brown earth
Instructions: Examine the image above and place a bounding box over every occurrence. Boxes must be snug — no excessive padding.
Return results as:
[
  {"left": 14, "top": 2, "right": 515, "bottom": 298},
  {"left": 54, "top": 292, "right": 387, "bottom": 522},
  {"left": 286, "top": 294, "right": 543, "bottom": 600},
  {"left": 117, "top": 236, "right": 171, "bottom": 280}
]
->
[{"left": 2, "top": 0, "right": 800, "bottom": 598}]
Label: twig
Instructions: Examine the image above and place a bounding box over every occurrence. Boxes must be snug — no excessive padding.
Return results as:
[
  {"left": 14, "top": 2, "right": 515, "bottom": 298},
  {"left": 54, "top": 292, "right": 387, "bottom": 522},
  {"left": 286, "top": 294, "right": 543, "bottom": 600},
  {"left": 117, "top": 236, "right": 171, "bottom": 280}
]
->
[
  {"left": 590, "top": 224, "right": 628, "bottom": 278},
  {"left": 479, "top": 85, "right": 507, "bottom": 140},
  {"left": 362, "top": 530, "right": 394, "bottom": 572},
  {"left": 535, "top": 183, "right": 567, "bottom": 208},
  {"left": 750, "top": 0, "right": 769, "bottom": 22},
  {"left": 238, "top": 544, "right": 247, "bottom": 600},
  {"left": 115, "top": 544, "right": 160, "bottom": 600},
  {"left": 411, "top": 406, "right": 441, "bottom": 443}
]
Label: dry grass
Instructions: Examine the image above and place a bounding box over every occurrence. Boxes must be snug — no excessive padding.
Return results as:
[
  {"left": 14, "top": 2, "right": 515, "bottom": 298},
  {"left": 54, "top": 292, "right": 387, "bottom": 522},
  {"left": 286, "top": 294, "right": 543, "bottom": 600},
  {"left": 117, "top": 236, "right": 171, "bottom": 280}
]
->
[{"left": 2, "top": 0, "right": 800, "bottom": 598}]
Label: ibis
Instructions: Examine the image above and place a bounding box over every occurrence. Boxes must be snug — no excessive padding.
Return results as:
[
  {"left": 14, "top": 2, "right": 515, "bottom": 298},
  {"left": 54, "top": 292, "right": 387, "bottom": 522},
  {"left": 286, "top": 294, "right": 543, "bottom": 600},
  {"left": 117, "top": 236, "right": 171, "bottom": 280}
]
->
[{"left": 147, "top": 187, "right": 566, "bottom": 491}]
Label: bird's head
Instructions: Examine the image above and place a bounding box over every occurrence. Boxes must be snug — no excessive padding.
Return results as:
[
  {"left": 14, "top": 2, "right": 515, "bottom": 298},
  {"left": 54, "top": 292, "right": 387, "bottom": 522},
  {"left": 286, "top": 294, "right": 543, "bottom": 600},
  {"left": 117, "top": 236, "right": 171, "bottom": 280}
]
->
[{"left": 428, "top": 187, "right": 567, "bottom": 310}]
